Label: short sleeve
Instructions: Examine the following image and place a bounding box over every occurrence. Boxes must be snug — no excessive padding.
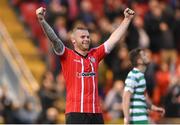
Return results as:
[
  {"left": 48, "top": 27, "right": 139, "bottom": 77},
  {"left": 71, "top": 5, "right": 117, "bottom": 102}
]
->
[
  {"left": 124, "top": 75, "right": 137, "bottom": 93},
  {"left": 59, "top": 47, "right": 70, "bottom": 60},
  {"left": 91, "top": 44, "right": 106, "bottom": 62}
]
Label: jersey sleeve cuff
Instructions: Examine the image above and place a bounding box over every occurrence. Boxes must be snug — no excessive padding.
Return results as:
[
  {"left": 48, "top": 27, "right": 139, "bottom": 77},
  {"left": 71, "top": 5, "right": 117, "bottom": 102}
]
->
[
  {"left": 104, "top": 42, "right": 111, "bottom": 54},
  {"left": 54, "top": 46, "right": 65, "bottom": 56}
]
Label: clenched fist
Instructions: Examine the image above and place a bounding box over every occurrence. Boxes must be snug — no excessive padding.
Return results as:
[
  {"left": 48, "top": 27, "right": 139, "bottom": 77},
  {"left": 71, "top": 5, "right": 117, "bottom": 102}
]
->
[
  {"left": 36, "top": 7, "right": 46, "bottom": 21},
  {"left": 124, "top": 8, "right": 135, "bottom": 20}
]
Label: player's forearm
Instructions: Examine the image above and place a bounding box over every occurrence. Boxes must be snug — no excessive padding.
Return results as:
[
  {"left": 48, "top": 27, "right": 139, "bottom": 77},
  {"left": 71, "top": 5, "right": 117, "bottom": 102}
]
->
[
  {"left": 151, "top": 104, "right": 165, "bottom": 115},
  {"left": 145, "top": 94, "right": 162, "bottom": 112},
  {"left": 38, "top": 19, "right": 65, "bottom": 55},
  {"left": 109, "top": 18, "right": 131, "bottom": 42},
  {"left": 145, "top": 92, "right": 152, "bottom": 109},
  {"left": 122, "top": 92, "right": 131, "bottom": 120},
  {"left": 104, "top": 18, "right": 131, "bottom": 53},
  {"left": 123, "top": 100, "right": 130, "bottom": 119}
]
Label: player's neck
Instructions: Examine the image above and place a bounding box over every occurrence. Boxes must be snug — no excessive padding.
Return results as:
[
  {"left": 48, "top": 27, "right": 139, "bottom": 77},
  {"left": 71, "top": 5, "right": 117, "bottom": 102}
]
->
[
  {"left": 136, "top": 65, "right": 146, "bottom": 73},
  {"left": 74, "top": 48, "right": 88, "bottom": 57}
]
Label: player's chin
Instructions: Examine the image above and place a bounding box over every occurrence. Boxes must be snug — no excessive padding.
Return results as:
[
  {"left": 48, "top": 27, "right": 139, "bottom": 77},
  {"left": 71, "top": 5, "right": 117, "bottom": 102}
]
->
[
  {"left": 145, "top": 62, "right": 150, "bottom": 66},
  {"left": 83, "top": 44, "right": 90, "bottom": 50}
]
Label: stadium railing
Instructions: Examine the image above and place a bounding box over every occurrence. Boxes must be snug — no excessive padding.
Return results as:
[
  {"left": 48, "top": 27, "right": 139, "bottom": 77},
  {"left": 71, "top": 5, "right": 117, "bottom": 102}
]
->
[{"left": 0, "top": 19, "right": 41, "bottom": 111}]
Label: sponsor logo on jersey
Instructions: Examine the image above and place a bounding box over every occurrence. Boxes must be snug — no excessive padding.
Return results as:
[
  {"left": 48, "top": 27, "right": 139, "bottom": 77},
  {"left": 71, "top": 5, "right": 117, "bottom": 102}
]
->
[{"left": 77, "top": 72, "right": 96, "bottom": 77}]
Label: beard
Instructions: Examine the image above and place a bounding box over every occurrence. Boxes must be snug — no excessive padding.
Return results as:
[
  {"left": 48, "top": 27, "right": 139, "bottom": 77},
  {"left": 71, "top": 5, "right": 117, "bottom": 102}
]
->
[
  {"left": 143, "top": 60, "right": 150, "bottom": 66},
  {"left": 81, "top": 41, "right": 90, "bottom": 50}
]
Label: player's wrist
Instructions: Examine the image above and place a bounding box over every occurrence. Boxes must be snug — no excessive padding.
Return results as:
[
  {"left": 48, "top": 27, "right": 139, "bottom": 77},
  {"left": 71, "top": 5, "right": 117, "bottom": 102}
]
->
[
  {"left": 124, "top": 17, "right": 132, "bottom": 21},
  {"left": 123, "top": 17, "right": 132, "bottom": 24},
  {"left": 124, "top": 117, "right": 129, "bottom": 123},
  {"left": 151, "top": 105, "right": 158, "bottom": 111},
  {"left": 38, "top": 16, "right": 45, "bottom": 22},
  {"left": 147, "top": 102, "right": 153, "bottom": 110}
]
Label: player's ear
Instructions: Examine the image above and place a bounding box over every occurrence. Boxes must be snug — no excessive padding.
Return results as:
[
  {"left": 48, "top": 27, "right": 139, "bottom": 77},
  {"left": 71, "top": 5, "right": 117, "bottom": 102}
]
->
[
  {"left": 72, "top": 39, "right": 76, "bottom": 44},
  {"left": 70, "top": 32, "right": 76, "bottom": 44}
]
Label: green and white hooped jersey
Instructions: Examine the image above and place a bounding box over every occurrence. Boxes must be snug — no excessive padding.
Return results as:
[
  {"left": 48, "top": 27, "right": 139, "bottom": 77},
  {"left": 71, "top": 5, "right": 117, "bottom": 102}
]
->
[{"left": 124, "top": 68, "right": 148, "bottom": 124}]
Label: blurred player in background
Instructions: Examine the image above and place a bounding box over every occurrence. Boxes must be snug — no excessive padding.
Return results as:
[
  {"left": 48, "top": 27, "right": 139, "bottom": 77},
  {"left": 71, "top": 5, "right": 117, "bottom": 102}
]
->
[
  {"left": 123, "top": 48, "right": 165, "bottom": 124},
  {"left": 36, "top": 7, "right": 134, "bottom": 124}
]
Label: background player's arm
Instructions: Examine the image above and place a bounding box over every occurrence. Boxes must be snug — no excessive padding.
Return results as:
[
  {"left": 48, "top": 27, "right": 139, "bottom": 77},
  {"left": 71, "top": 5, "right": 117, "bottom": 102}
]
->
[
  {"left": 122, "top": 90, "right": 132, "bottom": 124},
  {"left": 36, "top": 7, "right": 65, "bottom": 55},
  {"left": 145, "top": 92, "right": 165, "bottom": 116},
  {"left": 104, "top": 8, "right": 135, "bottom": 53}
]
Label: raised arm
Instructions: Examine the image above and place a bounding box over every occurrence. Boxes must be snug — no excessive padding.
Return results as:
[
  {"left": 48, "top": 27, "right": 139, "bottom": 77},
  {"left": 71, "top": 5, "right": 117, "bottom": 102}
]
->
[
  {"left": 104, "top": 8, "right": 135, "bottom": 53},
  {"left": 36, "top": 7, "right": 65, "bottom": 55}
]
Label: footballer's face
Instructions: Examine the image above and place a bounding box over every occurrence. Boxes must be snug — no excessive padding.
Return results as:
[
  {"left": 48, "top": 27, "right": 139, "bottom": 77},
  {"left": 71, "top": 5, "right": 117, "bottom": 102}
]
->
[
  {"left": 139, "top": 50, "right": 150, "bottom": 66},
  {"left": 73, "top": 29, "right": 91, "bottom": 51}
]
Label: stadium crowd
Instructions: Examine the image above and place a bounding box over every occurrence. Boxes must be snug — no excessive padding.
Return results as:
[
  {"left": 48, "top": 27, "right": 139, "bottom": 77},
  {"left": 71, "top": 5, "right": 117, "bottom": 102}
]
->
[{"left": 0, "top": 0, "right": 179, "bottom": 123}]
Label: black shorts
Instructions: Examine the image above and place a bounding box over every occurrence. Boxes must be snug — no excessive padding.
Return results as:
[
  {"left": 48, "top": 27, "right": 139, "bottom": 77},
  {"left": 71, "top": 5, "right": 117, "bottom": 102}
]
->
[{"left": 65, "top": 112, "right": 104, "bottom": 124}]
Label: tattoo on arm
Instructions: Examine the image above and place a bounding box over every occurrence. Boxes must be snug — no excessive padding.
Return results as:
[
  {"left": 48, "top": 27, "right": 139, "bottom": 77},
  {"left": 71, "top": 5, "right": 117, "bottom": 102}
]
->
[{"left": 40, "top": 19, "right": 65, "bottom": 55}]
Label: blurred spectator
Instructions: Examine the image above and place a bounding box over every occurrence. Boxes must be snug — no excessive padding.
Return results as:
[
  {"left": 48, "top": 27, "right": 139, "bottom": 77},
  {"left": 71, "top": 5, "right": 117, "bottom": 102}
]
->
[
  {"left": 159, "top": 22, "right": 175, "bottom": 60},
  {"left": 104, "top": 0, "right": 126, "bottom": 21},
  {"left": 88, "top": 0, "right": 104, "bottom": 18},
  {"left": 98, "top": 17, "right": 114, "bottom": 68},
  {"left": 56, "top": 72, "right": 65, "bottom": 89},
  {"left": 159, "top": 1, "right": 174, "bottom": 27},
  {"left": 0, "top": 86, "right": 5, "bottom": 123},
  {"left": 165, "top": 77, "right": 180, "bottom": 117},
  {"left": 112, "top": 15, "right": 124, "bottom": 29},
  {"left": 78, "top": 0, "right": 95, "bottom": 25},
  {"left": 134, "top": 15, "right": 149, "bottom": 48},
  {"left": 98, "top": 60, "right": 109, "bottom": 97},
  {"left": 55, "top": 72, "right": 66, "bottom": 103},
  {"left": 158, "top": 20, "right": 177, "bottom": 91},
  {"left": 52, "top": 16, "right": 68, "bottom": 76},
  {"left": 144, "top": 49, "right": 158, "bottom": 98},
  {"left": 144, "top": 0, "right": 163, "bottom": 52},
  {"left": 126, "top": 15, "right": 150, "bottom": 50},
  {"left": 111, "top": 44, "right": 131, "bottom": 81},
  {"left": 68, "top": 0, "right": 79, "bottom": 21},
  {"left": 1, "top": 85, "right": 15, "bottom": 123},
  {"left": 129, "top": 0, "right": 149, "bottom": 18},
  {"left": 38, "top": 73, "right": 57, "bottom": 110},
  {"left": 54, "top": 16, "right": 68, "bottom": 42},
  {"left": 173, "top": 8, "right": 180, "bottom": 52},
  {"left": 153, "top": 61, "right": 170, "bottom": 105},
  {"left": 90, "top": 30, "right": 102, "bottom": 48},
  {"left": 46, "top": 0, "right": 68, "bottom": 26},
  {"left": 37, "top": 71, "right": 59, "bottom": 121},
  {"left": 98, "top": 17, "right": 112, "bottom": 43},
  {"left": 42, "top": 107, "right": 59, "bottom": 124},
  {"left": 14, "top": 100, "right": 38, "bottom": 124},
  {"left": 104, "top": 80, "right": 124, "bottom": 120}
]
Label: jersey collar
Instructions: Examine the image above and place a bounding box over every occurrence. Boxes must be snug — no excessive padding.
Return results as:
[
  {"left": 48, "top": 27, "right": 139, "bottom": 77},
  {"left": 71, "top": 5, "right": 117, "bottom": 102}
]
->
[{"left": 74, "top": 50, "right": 88, "bottom": 58}]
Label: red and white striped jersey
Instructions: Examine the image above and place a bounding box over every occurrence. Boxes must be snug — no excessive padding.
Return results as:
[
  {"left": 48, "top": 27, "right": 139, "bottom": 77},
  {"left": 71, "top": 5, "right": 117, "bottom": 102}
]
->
[{"left": 60, "top": 44, "right": 106, "bottom": 114}]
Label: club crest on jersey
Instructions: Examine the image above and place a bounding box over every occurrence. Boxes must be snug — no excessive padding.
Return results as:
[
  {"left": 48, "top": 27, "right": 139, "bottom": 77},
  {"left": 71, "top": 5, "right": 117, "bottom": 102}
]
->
[{"left": 90, "top": 57, "right": 96, "bottom": 63}]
